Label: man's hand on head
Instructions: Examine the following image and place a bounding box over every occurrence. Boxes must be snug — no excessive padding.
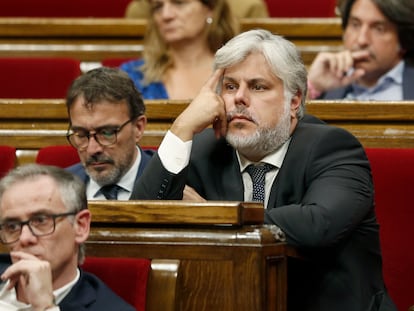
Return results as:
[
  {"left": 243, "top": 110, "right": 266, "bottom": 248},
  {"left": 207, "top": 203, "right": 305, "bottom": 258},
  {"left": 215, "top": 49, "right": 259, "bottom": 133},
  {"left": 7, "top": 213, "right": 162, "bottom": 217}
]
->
[{"left": 171, "top": 68, "right": 227, "bottom": 141}]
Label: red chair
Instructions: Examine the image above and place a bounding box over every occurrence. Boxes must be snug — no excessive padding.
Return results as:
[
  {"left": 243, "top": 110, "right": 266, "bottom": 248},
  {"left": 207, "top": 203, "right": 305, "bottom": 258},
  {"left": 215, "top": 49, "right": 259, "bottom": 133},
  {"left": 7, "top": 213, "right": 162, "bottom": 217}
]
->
[
  {"left": 0, "top": 57, "right": 81, "bottom": 99},
  {"left": 36, "top": 145, "right": 80, "bottom": 168},
  {"left": 0, "top": 146, "right": 16, "bottom": 178},
  {"left": 82, "top": 257, "right": 151, "bottom": 310},
  {"left": 265, "top": 0, "right": 337, "bottom": 17},
  {"left": 1, "top": 0, "right": 132, "bottom": 17},
  {"left": 365, "top": 148, "right": 414, "bottom": 311}
]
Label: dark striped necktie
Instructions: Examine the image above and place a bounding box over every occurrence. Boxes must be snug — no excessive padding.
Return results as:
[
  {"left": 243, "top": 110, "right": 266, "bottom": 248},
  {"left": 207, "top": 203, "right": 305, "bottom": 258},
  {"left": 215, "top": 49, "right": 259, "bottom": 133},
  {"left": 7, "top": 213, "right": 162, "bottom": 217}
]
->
[
  {"left": 100, "top": 184, "right": 121, "bottom": 200},
  {"left": 245, "top": 163, "right": 274, "bottom": 203}
]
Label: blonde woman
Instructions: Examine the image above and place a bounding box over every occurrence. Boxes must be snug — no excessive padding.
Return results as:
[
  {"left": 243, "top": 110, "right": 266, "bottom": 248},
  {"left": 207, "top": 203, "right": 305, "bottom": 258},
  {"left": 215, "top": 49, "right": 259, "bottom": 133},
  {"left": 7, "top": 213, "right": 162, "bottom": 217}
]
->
[{"left": 120, "top": 0, "right": 238, "bottom": 99}]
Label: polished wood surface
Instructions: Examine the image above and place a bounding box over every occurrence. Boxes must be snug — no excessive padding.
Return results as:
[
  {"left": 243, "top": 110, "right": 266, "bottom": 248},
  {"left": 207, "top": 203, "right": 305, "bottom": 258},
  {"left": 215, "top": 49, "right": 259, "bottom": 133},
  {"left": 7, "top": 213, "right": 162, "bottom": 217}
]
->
[
  {"left": 88, "top": 200, "right": 264, "bottom": 225},
  {"left": 0, "top": 99, "right": 413, "bottom": 166},
  {"left": 86, "top": 200, "right": 294, "bottom": 311},
  {"left": 0, "top": 17, "right": 342, "bottom": 66}
]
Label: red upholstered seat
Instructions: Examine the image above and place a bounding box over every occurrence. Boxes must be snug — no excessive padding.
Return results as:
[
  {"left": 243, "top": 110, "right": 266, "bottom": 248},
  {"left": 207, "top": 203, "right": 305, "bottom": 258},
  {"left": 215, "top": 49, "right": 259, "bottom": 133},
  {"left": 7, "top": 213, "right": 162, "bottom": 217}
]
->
[
  {"left": 0, "top": 146, "right": 16, "bottom": 178},
  {"left": 265, "top": 0, "right": 337, "bottom": 17},
  {"left": 82, "top": 256, "right": 151, "bottom": 310},
  {"left": 36, "top": 145, "right": 80, "bottom": 168},
  {"left": 365, "top": 148, "right": 414, "bottom": 311},
  {"left": 1, "top": 0, "right": 131, "bottom": 17},
  {"left": 0, "top": 57, "right": 81, "bottom": 99}
]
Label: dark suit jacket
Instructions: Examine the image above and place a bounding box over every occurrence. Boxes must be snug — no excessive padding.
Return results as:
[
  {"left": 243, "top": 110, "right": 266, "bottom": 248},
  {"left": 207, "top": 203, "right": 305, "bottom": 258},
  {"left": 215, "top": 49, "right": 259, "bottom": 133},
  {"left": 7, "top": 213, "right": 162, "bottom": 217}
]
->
[
  {"left": 322, "top": 62, "right": 414, "bottom": 99},
  {"left": 67, "top": 148, "right": 153, "bottom": 198},
  {"left": 0, "top": 254, "right": 134, "bottom": 311},
  {"left": 131, "top": 121, "right": 396, "bottom": 311}
]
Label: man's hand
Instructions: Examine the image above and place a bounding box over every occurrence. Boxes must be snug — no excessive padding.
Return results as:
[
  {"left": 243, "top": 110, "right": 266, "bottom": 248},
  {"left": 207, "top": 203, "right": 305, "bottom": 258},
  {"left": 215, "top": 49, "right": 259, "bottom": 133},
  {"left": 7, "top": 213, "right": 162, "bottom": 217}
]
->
[
  {"left": 1, "top": 251, "right": 56, "bottom": 311},
  {"left": 183, "top": 185, "right": 206, "bottom": 202},
  {"left": 171, "top": 68, "right": 227, "bottom": 141},
  {"left": 307, "top": 50, "right": 369, "bottom": 97}
]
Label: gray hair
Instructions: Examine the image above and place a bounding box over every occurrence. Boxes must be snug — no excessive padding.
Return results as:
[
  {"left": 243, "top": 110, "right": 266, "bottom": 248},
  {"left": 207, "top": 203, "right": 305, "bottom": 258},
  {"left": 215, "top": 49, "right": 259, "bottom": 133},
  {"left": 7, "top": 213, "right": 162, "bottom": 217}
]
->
[
  {"left": 0, "top": 164, "right": 88, "bottom": 263},
  {"left": 214, "top": 29, "right": 308, "bottom": 119}
]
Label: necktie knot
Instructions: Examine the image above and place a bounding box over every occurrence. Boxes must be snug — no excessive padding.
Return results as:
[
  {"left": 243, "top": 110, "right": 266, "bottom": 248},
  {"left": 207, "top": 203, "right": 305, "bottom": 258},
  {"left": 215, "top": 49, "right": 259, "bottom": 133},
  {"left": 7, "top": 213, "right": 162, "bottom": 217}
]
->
[
  {"left": 100, "top": 184, "right": 121, "bottom": 200},
  {"left": 245, "top": 163, "right": 274, "bottom": 203}
]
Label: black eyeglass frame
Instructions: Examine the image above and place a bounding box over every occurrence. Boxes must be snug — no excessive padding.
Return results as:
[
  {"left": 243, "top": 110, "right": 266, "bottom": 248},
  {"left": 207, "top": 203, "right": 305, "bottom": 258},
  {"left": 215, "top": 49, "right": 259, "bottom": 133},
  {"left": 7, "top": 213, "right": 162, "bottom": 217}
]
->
[
  {"left": 66, "top": 118, "right": 134, "bottom": 150},
  {"left": 0, "top": 211, "right": 78, "bottom": 244}
]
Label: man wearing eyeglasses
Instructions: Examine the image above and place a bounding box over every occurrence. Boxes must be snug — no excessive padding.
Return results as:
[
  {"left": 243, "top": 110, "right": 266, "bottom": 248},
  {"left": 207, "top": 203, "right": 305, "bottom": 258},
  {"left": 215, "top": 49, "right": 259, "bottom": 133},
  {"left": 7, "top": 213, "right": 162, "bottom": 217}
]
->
[
  {"left": 0, "top": 164, "right": 134, "bottom": 310},
  {"left": 65, "top": 67, "right": 153, "bottom": 200}
]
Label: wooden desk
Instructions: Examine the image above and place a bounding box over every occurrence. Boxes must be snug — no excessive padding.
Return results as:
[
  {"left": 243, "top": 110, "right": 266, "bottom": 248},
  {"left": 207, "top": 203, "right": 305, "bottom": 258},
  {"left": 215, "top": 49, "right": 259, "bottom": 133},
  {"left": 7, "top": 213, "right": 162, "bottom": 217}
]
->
[
  {"left": 0, "top": 17, "right": 342, "bottom": 66},
  {"left": 86, "top": 200, "right": 295, "bottom": 311}
]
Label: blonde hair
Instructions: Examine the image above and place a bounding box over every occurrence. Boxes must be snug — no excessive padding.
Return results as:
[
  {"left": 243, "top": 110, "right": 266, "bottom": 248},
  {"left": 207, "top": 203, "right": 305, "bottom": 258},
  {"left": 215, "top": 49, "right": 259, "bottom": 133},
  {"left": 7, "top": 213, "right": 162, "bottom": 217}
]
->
[{"left": 142, "top": 0, "right": 239, "bottom": 84}]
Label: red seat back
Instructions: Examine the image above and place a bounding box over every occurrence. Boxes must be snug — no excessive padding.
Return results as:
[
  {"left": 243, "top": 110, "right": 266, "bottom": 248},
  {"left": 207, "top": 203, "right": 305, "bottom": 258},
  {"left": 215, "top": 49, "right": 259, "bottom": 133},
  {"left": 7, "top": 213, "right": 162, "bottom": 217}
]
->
[
  {"left": 1, "top": 0, "right": 132, "bottom": 17},
  {"left": 0, "top": 57, "right": 81, "bottom": 99},
  {"left": 0, "top": 146, "right": 16, "bottom": 178},
  {"left": 82, "top": 256, "right": 151, "bottom": 310},
  {"left": 265, "top": 0, "right": 337, "bottom": 17},
  {"left": 365, "top": 148, "right": 414, "bottom": 311},
  {"left": 36, "top": 145, "right": 80, "bottom": 168}
]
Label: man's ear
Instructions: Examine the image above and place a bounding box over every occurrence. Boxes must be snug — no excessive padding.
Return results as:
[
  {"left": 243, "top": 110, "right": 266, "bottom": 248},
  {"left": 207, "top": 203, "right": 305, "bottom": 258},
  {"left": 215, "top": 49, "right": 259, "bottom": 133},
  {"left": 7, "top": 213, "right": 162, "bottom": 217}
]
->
[
  {"left": 74, "top": 209, "right": 91, "bottom": 244},
  {"left": 134, "top": 115, "right": 147, "bottom": 143},
  {"left": 290, "top": 92, "right": 302, "bottom": 118}
]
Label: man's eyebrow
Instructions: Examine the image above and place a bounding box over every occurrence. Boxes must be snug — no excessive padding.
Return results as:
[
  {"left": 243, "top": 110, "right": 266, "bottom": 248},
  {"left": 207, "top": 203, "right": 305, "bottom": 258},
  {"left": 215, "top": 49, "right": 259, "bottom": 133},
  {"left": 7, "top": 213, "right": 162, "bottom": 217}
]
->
[
  {"left": 1, "top": 209, "right": 55, "bottom": 222},
  {"left": 70, "top": 124, "right": 119, "bottom": 131}
]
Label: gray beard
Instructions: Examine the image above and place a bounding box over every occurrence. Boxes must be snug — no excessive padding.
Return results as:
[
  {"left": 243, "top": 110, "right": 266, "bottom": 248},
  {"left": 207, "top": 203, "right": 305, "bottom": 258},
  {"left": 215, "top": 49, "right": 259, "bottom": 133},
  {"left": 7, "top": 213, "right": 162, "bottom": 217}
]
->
[{"left": 226, "top": 112, "right": 291, "bottom": 160}]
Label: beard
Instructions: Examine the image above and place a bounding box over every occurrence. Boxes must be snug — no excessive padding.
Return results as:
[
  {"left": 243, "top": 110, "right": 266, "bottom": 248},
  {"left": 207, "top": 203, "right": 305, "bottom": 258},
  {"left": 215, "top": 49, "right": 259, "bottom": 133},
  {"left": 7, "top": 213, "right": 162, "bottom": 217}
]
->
[
  {"left": 85, "top": 153, "right": 132, "bottom": 186},
  {"left": 225, "top": 105, "right": 291, "bottom": 160}
]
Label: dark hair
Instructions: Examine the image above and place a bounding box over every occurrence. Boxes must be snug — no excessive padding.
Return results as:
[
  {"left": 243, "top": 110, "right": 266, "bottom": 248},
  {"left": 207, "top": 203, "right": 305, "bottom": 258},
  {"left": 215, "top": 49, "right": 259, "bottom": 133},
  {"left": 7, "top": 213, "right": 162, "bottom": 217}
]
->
[
  {"left": 339, "top": 0, "right": 414, "bottom": 60},
  {"left": 66, "top": 67, "right": 146, "bottom": 119}
]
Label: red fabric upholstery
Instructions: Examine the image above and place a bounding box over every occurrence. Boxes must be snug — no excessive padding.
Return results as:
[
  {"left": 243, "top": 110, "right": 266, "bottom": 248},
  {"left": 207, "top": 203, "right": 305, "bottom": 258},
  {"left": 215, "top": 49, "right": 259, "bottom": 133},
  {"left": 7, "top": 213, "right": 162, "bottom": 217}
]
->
[
  {"left": 0, "top": 57, "right": 81, "bottom": 99},
  {"left": 1, "top": 0, "right": 132, "bottom": 17},
  {"left": 81, "top": 256, "right": 151, "bottom": 310},
  {"left": 36, "top": 145, "right": 80, "bottom": 168},
  {"left": 0, "top": 146, "right": 16, "bottom": 178},
  {"left": 365, "top": 148, "right": 414, "bottom": 311},
  {"left": 265, "top": 0, "right": 337, "bottom": 17}
]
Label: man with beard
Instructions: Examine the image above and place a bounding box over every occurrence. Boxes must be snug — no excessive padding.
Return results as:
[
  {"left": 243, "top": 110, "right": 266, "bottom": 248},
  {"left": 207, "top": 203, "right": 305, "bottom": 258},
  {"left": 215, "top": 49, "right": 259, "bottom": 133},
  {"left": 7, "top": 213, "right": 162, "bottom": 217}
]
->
[
  {"left": 307, "top": 0, "right": 414, "bottom": 100},
  {"left": 131, "top": 29, "right": 397, "bottom": 311},
  {"left": 66, "top": 67, "right": 153, "bottom": 200}
]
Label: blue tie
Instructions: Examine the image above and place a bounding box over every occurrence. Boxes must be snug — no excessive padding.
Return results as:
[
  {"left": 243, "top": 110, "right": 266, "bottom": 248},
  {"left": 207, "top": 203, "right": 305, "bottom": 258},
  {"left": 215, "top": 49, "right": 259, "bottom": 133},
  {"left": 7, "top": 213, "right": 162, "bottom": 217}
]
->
[
  {"left": 245, "top": 163, "right": 274, "bottom": 203},
  {"left": 100, "top": 184, "right": 121, "bottom": 200}
]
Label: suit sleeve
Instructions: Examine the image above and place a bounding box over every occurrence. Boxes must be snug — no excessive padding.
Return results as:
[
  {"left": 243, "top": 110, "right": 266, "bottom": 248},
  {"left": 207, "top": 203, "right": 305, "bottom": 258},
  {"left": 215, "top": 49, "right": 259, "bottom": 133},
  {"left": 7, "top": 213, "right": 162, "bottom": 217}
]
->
[{"left": 265, "top": 127, "right": 374, "bottom": 248}]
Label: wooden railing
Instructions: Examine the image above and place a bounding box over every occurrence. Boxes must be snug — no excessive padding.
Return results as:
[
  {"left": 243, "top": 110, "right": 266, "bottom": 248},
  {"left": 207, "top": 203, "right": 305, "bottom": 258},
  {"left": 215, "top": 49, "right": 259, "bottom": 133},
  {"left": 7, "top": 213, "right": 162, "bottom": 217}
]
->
[
  {"left": 0, "top": 17, "right": 343, "bottom": 67},
  {"left": 0, "top": 99, "right": 413, "bottom": 166}
]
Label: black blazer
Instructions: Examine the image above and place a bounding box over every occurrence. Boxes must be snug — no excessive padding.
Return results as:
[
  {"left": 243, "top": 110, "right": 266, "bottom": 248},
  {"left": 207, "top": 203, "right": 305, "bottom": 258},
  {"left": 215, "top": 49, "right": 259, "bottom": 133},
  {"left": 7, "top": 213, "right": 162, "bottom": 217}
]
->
[
  {"left": 0, "top": 254, "right": 135, "bottom": 311},
  {"left": 322, "top": 62, "right": 414, "bottom": 99},
  {"left": 131, "top": 121, "right": 397, "bottom": 311}
]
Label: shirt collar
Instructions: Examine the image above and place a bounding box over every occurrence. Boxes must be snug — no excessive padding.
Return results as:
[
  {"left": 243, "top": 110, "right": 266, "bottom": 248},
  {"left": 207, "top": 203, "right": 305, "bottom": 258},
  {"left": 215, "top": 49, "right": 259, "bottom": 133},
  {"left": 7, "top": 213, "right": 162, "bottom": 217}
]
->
[{"left": 237, "top": 138, "right": 291, "bottom": 172}]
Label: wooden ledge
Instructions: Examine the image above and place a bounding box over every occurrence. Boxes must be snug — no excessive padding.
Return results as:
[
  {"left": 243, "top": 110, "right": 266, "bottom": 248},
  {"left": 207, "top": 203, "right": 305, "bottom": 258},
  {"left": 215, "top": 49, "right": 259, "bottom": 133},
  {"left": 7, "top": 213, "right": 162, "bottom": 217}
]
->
[{"left": 88, "top": 200, "right": 264, "bottom": 226}]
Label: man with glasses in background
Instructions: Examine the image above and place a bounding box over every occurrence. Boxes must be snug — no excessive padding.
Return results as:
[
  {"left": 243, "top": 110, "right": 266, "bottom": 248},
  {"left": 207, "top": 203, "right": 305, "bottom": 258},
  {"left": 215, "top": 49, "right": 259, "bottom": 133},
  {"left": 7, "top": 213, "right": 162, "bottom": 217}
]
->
[
  {"left": 66, "top": 67, "right": 153, "bottom": 200},
  {"left": 0, "top": 164, "right": 135, "bottom": 310}
]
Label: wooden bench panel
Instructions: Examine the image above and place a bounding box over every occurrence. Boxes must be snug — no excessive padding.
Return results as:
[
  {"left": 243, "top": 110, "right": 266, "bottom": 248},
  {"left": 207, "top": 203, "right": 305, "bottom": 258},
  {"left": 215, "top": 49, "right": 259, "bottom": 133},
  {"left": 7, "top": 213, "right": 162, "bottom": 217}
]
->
[
  {"left": 0, "top": 17, "right": 343, "bottom": 66},
  {"left": 1, "top": 99, "right": 413, "bottom": 167},
  {"left": 85, "top": 201, "right": 293, "bottom": 311}
]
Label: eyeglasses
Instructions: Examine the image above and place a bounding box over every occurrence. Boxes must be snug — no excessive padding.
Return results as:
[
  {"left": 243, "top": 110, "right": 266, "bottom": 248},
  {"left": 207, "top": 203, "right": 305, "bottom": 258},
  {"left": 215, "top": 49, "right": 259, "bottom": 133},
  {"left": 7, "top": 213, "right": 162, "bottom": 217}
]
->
[
  {"left": 0, "top": 211, "right": 77, "bottom": 244},
  {"left": 66, "top": 119, "right": 133, "bottom": 150}
]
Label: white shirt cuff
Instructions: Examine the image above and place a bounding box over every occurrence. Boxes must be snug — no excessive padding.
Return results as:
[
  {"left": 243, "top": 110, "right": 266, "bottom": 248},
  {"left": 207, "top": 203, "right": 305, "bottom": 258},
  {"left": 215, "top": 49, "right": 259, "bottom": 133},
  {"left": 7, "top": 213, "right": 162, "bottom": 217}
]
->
[{"left": 158, "top": 130, "right": 192, "bottom": 174}]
